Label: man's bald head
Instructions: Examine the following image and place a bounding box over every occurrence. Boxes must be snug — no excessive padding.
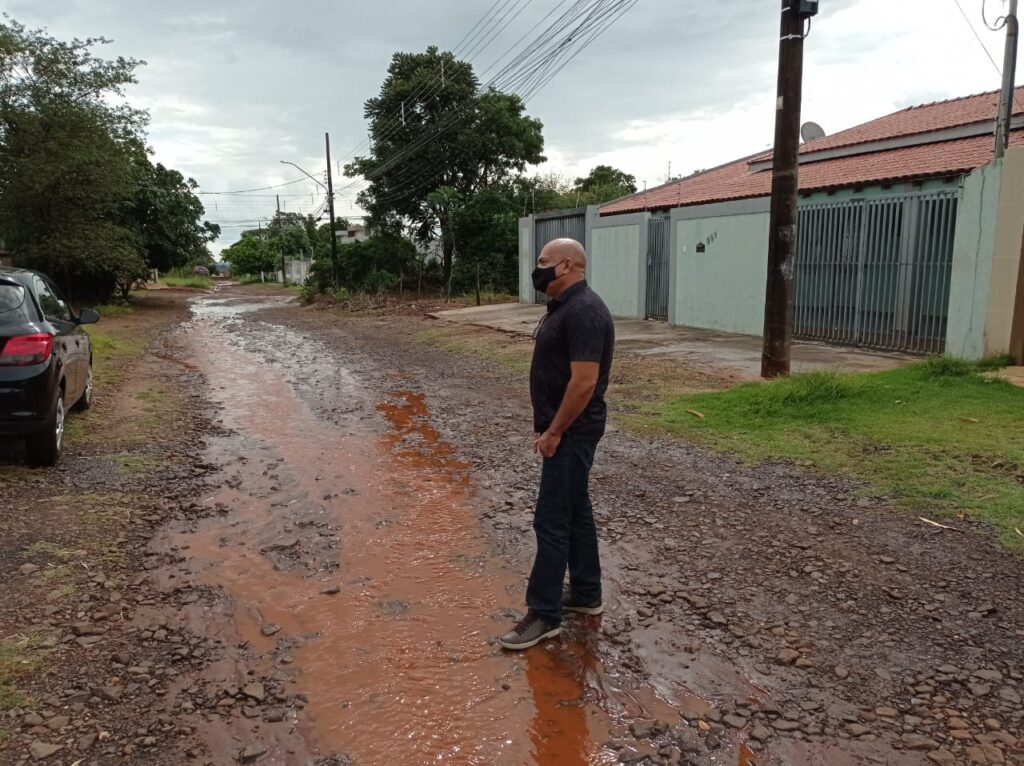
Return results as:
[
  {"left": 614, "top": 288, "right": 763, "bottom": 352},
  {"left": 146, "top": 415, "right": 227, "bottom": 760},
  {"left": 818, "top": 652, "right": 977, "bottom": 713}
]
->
[
  {"left": 538, "top": 238, "right": 587, "bottom": 271},
  {"left": 534, "top": 238, "right": 587, "bottom": 297}
]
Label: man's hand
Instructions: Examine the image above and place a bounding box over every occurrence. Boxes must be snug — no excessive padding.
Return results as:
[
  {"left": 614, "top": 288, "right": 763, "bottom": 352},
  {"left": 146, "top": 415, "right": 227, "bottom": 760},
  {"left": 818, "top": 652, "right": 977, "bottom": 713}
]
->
[{"left": 534, "top": 430, "right": 561, "bottom": 458}]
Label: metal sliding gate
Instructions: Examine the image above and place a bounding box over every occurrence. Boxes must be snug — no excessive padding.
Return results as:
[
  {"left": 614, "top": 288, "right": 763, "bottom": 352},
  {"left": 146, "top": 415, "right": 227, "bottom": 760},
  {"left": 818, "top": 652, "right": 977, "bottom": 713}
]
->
[
  {"left": 646, "top": 218, "right": 670, "bottom": 320},
  {"left": 533, "top": 209, "right": 586, "bottom": 303},
  {"left": 794, "top": 191, "right": 959, "bottom": 354}
]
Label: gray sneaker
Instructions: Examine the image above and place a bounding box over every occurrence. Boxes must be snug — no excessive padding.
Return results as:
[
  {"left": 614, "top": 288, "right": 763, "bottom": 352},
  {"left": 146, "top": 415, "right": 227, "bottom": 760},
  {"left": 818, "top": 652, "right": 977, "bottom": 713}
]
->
[
  {"left": 561, "top": 590, "right": 604, "bottom": 615},
  {"left": 498, "top": 612, "right": 561, "bottom": 650}
]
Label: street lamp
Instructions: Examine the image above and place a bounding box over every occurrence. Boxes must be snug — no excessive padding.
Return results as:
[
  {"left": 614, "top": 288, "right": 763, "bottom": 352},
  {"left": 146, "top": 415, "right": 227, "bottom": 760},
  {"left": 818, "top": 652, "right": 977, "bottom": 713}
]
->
[
  {"left": 279, "top": 135, "right": 339, "bottom": 287},
  {"left": 279, "top": 160, "right": 328, "bottom": 192}
]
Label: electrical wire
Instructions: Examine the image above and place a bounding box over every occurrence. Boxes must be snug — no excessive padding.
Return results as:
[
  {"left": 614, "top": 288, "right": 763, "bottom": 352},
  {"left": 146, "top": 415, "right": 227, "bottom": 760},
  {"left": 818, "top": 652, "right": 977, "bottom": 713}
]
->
[
  {"left": 950, "top": 0, "right": 1024, "bottom": 112},
  {"left": 342, "top": 0, "right": 630, "bottom": 200},
  {"left": 982, "top": 0, "right": 1009, "bottom": 30},
  {"left": 951, "top": 0, "right": 1004, "bottom": 74},
  {"left": 195, "top": 177, "right": 312, "bottom": 195},
  {"left": 349, "top": 0, "right": 637, "bottom": 207},
  {"left": 215, "top": 0, "right": 637, "bottom": 243}
]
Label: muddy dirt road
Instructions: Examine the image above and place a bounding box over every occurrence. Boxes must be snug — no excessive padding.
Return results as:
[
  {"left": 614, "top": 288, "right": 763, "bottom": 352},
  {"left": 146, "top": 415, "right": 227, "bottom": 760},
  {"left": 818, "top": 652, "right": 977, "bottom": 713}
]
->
[{"left": 4, "top": 283, "right": 1022, "bottom": 766}]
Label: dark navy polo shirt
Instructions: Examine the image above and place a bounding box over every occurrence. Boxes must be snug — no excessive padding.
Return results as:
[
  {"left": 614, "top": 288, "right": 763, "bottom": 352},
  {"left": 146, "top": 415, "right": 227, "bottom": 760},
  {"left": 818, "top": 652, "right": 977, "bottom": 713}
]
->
[{"left": 529, "top": 280, "right": 615, "bottom": 440}]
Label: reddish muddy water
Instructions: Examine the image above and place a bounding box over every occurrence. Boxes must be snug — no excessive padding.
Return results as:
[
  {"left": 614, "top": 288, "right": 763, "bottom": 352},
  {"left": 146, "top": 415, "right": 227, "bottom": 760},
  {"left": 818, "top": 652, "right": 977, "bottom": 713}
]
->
[{"left": 170, "top": 295, "right": 634, "bottom": 765}]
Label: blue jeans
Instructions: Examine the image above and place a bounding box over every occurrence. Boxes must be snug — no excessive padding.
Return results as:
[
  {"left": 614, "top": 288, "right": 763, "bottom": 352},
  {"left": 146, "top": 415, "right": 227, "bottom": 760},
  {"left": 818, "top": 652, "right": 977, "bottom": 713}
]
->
[{"left": 526, "top": 435, "right": 601, "bottom": 626}]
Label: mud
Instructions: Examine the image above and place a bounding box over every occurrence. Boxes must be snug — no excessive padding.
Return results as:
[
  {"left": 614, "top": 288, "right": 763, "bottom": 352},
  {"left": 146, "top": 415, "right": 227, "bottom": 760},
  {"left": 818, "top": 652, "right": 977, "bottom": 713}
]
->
[{"left": 158, "top": 289, "right": 699, "bottom": 766}]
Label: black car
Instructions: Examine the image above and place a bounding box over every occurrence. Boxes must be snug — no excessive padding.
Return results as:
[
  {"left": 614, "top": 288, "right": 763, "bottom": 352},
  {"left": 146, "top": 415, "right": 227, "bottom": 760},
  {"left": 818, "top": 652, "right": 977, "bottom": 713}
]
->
[{"left": 0, "top": 269, "right": 99, "bottom": 466}]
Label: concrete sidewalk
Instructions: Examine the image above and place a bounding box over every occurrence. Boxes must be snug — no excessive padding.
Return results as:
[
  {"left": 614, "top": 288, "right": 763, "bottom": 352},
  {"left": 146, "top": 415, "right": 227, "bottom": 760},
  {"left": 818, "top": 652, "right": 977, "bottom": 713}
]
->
[{"left": 429, "top": 303, "right": 913, "bottom": 379}]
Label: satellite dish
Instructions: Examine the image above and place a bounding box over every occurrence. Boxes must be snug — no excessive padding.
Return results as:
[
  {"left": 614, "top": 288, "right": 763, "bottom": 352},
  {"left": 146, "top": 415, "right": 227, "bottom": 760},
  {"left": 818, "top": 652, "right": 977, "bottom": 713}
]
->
[{"left": 801, "top": 121, "right": 827, "bottom": 143}]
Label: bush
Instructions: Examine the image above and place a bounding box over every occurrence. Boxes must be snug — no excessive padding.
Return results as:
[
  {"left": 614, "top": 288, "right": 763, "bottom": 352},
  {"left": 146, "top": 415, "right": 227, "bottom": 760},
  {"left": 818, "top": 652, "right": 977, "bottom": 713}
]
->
[{"left": 919, "top": 355, "right": 975, "bottom": 378}]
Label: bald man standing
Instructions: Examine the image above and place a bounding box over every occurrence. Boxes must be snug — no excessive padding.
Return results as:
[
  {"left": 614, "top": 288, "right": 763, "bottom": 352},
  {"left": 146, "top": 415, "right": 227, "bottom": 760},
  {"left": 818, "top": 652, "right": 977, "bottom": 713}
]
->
[{"left": 500, "top": 238, "right": 615, "bottom": 650}]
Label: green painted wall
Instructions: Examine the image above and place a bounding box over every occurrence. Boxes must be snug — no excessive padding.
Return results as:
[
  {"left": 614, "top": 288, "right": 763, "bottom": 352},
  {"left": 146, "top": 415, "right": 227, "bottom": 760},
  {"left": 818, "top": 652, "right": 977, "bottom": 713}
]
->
[
  {"left": 946, "top": 162, "right": 1002, "bottom": 359},
  {"left": 673, "top": 212, "right": 770, "bottom": 336},
  {"left": 591, "top": 223, "right": 642, "bottom": 318},
  {"left": 518, "top": 219, "right": 533, "bottom": 303}
]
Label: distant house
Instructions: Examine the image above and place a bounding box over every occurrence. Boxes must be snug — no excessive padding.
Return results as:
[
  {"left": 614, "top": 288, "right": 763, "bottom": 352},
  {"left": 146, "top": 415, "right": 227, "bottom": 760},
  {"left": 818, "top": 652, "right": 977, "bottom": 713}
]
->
[
  {"left": 520, "top": 86, "right": 1024, "bottom": 361},
  {"left": 338, "top": 224, "right": 371, "bottom": 245}
]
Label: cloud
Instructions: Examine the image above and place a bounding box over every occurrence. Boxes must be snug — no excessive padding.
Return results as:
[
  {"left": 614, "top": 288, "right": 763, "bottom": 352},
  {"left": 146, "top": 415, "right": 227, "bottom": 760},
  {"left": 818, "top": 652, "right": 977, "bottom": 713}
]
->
[{"left": 7, "top": 0, "right": 1012, "bottom": 250}]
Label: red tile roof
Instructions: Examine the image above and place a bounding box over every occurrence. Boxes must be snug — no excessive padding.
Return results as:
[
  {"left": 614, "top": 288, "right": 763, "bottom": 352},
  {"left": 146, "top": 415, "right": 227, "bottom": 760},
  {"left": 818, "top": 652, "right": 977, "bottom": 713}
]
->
[{"left": 602, "top": 86, "right": 1024, "bottom": 216}]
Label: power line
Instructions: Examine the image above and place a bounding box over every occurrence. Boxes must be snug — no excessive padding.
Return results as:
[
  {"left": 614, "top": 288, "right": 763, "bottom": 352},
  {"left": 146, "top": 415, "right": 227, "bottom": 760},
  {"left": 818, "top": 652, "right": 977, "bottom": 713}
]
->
[
  {"left": 337, "top": 0, "right": 636, "bottom": 208},
  {"left": 950, "top": 0, "right": 1024, "bottom": 112},
  {"left": 952, "top": 0, "right": 1004, "bottom": 73},
  {"left": 195, "top": 177, "right": 312, "bottom": 195}
]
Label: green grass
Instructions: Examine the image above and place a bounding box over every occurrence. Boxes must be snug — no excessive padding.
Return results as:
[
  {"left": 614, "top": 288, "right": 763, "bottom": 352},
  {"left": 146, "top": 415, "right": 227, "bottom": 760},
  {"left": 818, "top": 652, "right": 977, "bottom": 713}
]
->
[
  {"left": 82, "top": 326, "right": 142, "bottom": 384},
  {"left": 414, "top": 327, "right": 532, "bottom": 373},
  {"left": 93, "top": 303, "right": 134, "bottom": 317},
  {"left": 20, "top": 541, "right": 76, "bottom": 560},
  {"left": 0, "top": 634, "right": 45, "bottom": 711},
  {"left": 650, "top": 358, "right": 1024, "bottom": 549},
  {"left": 111, "top": 451, "right": 162, "bottom": 476},
  {"left": 162, "top": 270, "right": 213, "bottom": 289}
]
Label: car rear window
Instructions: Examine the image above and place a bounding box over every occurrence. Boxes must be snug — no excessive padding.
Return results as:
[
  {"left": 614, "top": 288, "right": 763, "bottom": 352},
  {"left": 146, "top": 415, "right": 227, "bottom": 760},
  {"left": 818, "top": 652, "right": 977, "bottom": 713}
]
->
[{"left": 0, "top": 283, "right": 26, "bottom": 314}]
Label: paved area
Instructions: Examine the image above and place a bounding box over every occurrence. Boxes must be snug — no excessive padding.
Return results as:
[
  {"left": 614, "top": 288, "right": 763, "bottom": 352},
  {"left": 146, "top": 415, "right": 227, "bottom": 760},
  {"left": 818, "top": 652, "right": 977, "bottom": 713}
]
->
[
  {"left": 990, "top": 366, "right": 1024, "bottom": 387},
  {"left": 430, "top": 303, "right": 913, "bottom": 378}
]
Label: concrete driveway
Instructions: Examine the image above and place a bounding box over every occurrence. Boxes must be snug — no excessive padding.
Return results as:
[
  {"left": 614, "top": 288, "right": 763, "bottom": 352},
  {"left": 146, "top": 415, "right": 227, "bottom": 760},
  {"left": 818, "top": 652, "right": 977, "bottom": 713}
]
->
[{"left": 429, "top": 302, "right": 913, "bottom": 379}]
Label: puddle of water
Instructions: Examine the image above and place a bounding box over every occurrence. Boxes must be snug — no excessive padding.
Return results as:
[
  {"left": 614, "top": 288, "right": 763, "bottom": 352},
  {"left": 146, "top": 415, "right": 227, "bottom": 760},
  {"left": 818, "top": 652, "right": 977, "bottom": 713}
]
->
[{"left": 167, "top": 296, "right": 627, "bottom": 765}]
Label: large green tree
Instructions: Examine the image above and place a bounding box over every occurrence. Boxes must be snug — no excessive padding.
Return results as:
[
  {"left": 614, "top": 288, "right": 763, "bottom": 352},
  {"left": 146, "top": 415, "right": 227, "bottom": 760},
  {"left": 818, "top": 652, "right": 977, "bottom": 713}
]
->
[
  {"left": 0, "top": 17, "right": 218, "bottom": 300},
  {"left": 222, "top": 231, "right": 276, "bottom": 276},
  {"left": 573, "top": 164, "right": 637, "bottom": 203},
  {"left": 346, "top": 47, "right": 544, "bottom": 287},
  {"left": 129, "top": 157, "right": 221, "bottom": 273}
]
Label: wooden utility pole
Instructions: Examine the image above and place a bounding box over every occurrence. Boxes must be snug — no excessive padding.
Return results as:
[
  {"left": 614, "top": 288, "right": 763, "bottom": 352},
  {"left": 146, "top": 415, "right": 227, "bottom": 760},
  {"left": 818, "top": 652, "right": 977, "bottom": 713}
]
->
[
  {"left": 761, "top": 1, "right": 817, "bottom": 378},
  {"left": 325, "top": 132, "right": 339, "bottom": 288},
  {"left": 277, "top": 194, "right": 287, "bottom": 287},
  {"left": 995, "top": 0, "right": 1019, "bottom": 160}
]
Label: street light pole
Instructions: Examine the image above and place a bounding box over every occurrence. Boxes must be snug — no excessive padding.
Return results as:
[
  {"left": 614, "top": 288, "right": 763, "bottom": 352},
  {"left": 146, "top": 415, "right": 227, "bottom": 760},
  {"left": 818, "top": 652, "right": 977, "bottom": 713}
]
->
[{"left": 280, "top": 147, "right": 339, "bottom": 288}]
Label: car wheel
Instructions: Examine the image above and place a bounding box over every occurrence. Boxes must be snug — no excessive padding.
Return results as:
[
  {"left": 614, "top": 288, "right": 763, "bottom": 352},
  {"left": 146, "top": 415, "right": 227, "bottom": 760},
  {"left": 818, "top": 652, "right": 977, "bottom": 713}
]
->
[
  {"left": 75, "top": 361, "right": 94, "bottom": 411},
  {"left": 26, "top": 391, "right": 64, "bottom": 468}
]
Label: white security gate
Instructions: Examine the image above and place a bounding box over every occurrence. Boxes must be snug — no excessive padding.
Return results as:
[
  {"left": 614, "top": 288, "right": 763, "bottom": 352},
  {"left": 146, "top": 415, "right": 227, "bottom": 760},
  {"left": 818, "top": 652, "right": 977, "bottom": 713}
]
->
[{"left": 794, "top": 191, "right": 958, "bottom": 354}]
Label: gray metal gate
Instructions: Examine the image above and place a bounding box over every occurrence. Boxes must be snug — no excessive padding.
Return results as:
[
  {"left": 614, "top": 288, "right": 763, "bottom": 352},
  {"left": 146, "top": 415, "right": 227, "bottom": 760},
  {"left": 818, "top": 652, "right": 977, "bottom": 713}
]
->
[
  {"left": 533, "top": 209, "right": 586, "bottom": 303},
  {"left": 794, "top": 191, "right": 958, "bottom": 354},
  {"left": 646, "top": 218, "right": 670, "bottom": 320}
]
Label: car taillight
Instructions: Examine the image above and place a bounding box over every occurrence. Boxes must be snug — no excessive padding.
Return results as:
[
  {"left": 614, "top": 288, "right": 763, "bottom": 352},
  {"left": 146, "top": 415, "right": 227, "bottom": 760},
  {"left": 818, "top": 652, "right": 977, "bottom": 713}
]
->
[{"left": 0, "top": 333, "right": 54, "bottom": 365}]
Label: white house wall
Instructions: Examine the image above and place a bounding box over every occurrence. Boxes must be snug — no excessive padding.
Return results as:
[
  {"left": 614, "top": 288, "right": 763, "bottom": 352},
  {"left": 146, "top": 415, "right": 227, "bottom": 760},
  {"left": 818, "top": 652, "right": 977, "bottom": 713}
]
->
[
  {"left": 983, "top": 147, "right": 1024, "bottom": 356},
  {"left": 946, "top": 163, "right": 1003, "bottom": 359}
]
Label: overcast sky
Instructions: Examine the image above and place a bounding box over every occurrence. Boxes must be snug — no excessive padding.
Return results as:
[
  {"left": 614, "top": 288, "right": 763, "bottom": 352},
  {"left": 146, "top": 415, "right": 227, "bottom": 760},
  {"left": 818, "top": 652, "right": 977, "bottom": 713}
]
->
[{"left": 8, "top": 0, "right": 1018, "bottom": 253}]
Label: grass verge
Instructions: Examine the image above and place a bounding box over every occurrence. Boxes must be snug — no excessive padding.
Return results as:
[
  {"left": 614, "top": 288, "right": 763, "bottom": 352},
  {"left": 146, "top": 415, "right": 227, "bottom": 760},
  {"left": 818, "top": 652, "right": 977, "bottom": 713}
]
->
[
  {"left": 162, "top": 273, "right": 212, "bottom": 289},
  {"left": 415, "top": 326, "right": 533, "bottom": 373},
  {"left": 647, "top": 358, "right": 1024, "bottom": 549}
]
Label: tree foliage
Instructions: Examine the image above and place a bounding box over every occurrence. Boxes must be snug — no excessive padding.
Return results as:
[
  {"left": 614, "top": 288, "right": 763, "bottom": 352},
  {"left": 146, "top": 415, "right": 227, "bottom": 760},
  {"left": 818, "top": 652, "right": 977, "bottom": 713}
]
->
[
  {"left": 346, "top": 47, "right": 544, "bottom": 287},
  {"left": 573, "top": 164, "right": 637, "bottom": 203},
  {"left": 0, "top": 16, "right": 217, "bottom": 301}
]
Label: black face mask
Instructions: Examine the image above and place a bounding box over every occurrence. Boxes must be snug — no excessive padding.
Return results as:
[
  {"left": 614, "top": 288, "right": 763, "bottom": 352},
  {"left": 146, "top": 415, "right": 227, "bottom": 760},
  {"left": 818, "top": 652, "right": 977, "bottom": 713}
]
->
[{"left": 531, "top": 262, "right": 564, "bottom": 294}]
